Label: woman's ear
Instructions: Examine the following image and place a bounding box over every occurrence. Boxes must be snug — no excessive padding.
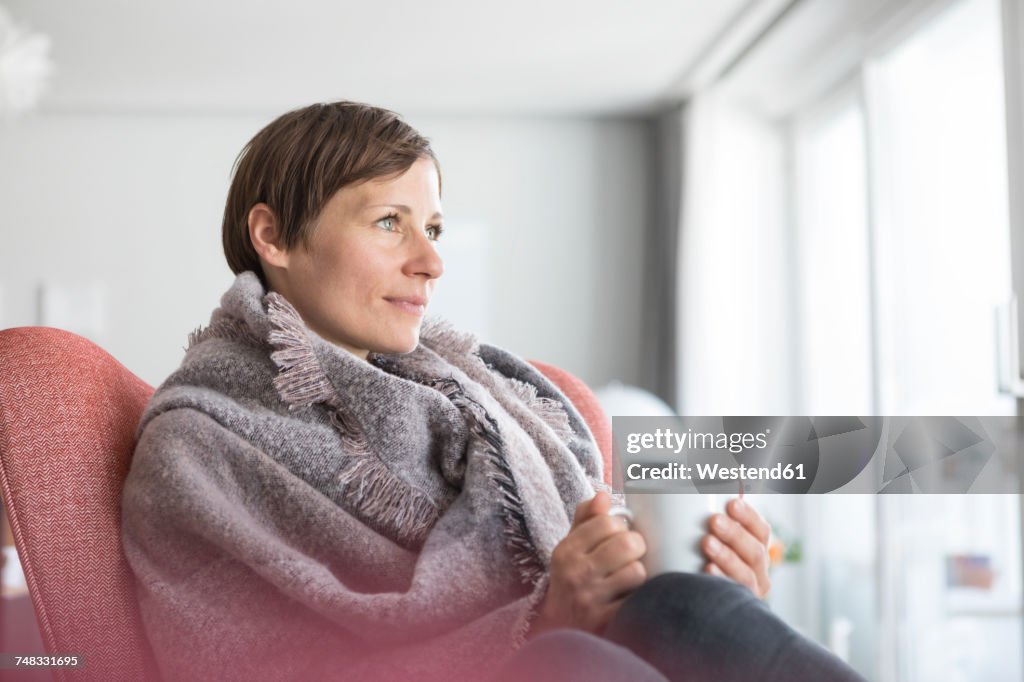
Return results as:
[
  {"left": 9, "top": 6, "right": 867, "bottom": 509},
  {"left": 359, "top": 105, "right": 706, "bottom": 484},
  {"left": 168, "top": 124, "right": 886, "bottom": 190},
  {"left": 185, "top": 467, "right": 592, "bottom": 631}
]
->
[{"left": 248, "top": 203, "right": 289, "bottom": 268}]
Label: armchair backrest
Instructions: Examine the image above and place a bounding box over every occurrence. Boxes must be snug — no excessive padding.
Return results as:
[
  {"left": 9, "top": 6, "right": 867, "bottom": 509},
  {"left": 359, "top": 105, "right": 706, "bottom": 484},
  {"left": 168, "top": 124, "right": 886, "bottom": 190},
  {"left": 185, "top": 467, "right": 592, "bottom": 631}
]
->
[{"left": 0, "top": 327, "right": 159, "bottom": 681}]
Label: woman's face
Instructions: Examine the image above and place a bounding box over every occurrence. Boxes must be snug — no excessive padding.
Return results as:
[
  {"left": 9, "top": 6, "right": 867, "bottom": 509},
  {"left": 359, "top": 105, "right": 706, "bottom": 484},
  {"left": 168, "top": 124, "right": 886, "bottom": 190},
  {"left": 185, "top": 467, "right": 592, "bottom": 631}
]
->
[{"left": 267, "top": 157, "right": 444, "bottom": 358}]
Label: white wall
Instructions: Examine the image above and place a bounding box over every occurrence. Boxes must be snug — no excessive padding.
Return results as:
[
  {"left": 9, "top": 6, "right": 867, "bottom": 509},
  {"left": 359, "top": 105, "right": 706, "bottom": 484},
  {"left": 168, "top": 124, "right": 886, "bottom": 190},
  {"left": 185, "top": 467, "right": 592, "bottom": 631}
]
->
[{"left": 0, "top": 112, "right": 648, "bottom": 388}]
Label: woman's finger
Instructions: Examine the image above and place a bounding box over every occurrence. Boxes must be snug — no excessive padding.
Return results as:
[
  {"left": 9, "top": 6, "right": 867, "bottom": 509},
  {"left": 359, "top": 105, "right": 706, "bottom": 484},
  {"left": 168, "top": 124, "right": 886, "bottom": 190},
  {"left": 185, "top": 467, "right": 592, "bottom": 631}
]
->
[
  {"left": 571, "top": 490, "right": 612, "bottom": 529},
  {"left": 588, "top": 530, "right": 647, "bottom": 577},
  {"left": 702, "top": 532, "right": 760, "bottom": 595},
  {"left": 601, "top": 559, "right": 648, "bottom": 602},
  {"left": 564, "top": 513, "right": 632, "bottom": 556},
  {"left": 709, "top": 513, "right": 770, "bottom": 580},
  {"left": 726, "top": 497, "right": 771, "bottom": 545}
]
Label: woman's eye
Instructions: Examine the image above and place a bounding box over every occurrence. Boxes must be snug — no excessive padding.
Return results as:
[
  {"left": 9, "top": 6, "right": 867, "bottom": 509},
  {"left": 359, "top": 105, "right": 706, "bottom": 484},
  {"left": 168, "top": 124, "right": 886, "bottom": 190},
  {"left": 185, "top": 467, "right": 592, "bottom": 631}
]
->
[
  {"left": 426, "top": 225, "right": 444, "bottom": 241},
  {"left": 376, "top": 215, "right": 398, "bottom": 231}
]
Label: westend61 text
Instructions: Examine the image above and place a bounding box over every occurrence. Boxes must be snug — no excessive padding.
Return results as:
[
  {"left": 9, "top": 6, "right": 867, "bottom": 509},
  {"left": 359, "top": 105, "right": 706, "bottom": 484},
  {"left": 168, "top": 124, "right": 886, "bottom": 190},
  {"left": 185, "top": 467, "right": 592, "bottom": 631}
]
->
[{"left": 626, "top": 462, "right": 807, "bottom": 482}]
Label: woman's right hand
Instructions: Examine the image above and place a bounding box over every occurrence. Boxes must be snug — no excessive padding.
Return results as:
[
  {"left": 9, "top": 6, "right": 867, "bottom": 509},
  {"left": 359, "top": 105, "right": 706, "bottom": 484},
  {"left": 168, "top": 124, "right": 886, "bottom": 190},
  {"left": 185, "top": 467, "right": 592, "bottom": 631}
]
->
[{"left": 527, "top": 490, "right": 648, "bottom": 638}]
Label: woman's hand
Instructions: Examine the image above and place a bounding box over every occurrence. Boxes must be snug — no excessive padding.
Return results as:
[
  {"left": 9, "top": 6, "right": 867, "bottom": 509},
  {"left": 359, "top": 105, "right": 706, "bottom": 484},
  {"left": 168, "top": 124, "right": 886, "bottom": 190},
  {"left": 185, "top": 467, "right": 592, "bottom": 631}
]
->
[
  {"left": 528, "top": 491, "right": 647, "bottom": 639},
  {"left": 702, "top": 497, "right": 772, "bottom": 598}
]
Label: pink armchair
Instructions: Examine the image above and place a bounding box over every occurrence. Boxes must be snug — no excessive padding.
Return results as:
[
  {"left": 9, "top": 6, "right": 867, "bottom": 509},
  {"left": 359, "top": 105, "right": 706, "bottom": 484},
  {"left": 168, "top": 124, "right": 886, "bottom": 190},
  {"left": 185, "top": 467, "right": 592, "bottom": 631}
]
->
[
  {"left": 0, "top": 327, "right": 160, "bottom": 681},
  {"left": 0, "top": 327, "right": 611, "bottom": 681}
]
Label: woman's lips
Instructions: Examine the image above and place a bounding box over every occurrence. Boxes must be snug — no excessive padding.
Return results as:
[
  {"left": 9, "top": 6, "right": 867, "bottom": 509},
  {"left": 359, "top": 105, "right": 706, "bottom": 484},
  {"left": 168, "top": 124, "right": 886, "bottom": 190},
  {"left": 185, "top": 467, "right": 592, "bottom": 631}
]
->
[{"left": 385, "top": 297, "right": 427, "bottom": 316}]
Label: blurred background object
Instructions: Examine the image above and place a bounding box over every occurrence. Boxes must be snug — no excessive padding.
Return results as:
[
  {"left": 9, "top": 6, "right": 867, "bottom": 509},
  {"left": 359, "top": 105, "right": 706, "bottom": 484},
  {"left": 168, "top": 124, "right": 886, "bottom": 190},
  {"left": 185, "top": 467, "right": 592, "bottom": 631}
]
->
[
  {"left": 2, "top": 0, "right": 1024, "bottom": 680},
  {"left": 595, "top": 381, "right": 676, "bottom": 419},
  {"left": 0, "top": 5, "right": 51, "bottom": 115}
]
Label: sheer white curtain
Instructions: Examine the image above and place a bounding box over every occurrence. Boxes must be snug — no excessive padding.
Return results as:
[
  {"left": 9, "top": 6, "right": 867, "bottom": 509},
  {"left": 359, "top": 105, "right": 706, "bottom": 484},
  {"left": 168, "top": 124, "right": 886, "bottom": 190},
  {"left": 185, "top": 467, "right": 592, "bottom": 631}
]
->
[
  {"left": 676, "top": 91, "right": 794, "bottom": 416},
  {"left": 792, "top": 91, "right": 873, "bottom": 414}
]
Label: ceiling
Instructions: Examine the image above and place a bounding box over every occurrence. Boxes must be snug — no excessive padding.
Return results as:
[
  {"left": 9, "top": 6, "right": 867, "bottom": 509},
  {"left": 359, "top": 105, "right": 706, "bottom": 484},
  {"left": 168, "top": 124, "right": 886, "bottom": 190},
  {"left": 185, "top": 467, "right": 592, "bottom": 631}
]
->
[{"left": 4, "top": 0, "right": 752, "bottom": 116}]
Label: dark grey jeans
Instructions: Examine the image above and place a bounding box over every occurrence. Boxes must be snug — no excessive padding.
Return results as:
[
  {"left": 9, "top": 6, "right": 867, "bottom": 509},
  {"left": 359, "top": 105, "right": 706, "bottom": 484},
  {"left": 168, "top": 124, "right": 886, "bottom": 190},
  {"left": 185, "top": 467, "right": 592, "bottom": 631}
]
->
[{"left": 492, "top": 572, "right": 868, "bottom": 682}]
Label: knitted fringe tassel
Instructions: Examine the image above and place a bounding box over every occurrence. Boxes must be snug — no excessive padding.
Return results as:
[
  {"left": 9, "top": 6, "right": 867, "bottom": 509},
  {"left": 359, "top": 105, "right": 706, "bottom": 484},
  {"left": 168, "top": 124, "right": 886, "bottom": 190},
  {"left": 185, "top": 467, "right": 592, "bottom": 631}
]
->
[
  {"left": 186, "top": 325, "right": 204, "bottom": 349},
  {"left": 186, "top": 316, "right": 261, "bottom": 351},
  {"left": 327, "top": 410, "right": 372, "bottom": 457},
  {"left": 419, "top": 316, "right": 478, "bottom": 357},
  {"left": 265, "top": 293, "right": 337, "bottom": 408},
  {"left": 510, "top": 572, "right": 551, "bottom": 651},
  {"left": 421, "top": 315, "right": 575, "bottom": 447},
  {"left": 265, "top": 294, "right": 373, "bottom": 453},
  {"left": 335, "top": 455, "right": 440, "bottom": 549},
  {"left": 430, "top": 377, "right": 545, "bottom": 586},
  {"left": 503, "top": 376, "right": 576, "bottom": 445}
]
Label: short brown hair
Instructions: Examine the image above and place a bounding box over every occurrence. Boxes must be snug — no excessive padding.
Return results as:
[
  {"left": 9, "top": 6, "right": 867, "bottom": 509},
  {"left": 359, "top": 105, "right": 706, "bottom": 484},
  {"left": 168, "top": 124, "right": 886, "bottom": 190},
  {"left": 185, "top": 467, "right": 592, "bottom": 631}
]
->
[{"left": 222, "top": 101, "right": 440, "bottom": 283}]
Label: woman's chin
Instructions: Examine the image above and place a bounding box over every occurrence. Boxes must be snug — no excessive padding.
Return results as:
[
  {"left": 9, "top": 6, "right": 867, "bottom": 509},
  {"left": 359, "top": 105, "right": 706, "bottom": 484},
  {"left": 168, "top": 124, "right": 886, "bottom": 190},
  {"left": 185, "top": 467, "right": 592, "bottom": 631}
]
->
[{"left": 373, "top": 334, "right": 421, "bottom": 356}]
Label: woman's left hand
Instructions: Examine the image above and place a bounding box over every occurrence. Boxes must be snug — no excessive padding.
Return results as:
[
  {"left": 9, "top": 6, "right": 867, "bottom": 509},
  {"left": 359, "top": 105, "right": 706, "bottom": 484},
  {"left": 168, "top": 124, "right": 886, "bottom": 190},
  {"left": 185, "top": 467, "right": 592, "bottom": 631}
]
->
[{"left": 701, "top": 497, "right": 772, "bottom": 598}]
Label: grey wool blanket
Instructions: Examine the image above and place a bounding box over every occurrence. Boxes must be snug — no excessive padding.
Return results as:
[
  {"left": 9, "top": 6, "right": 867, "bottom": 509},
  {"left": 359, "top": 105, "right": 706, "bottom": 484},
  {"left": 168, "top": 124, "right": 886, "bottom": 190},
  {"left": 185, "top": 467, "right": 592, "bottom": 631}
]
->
[{"left": 121, "top": 272, "right": 607, "bottom": 682}]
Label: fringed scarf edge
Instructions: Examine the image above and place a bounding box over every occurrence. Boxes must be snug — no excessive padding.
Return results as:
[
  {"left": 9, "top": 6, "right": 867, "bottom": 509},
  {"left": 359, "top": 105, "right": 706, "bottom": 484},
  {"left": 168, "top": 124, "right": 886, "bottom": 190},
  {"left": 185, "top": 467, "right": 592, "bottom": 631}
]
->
[
  {"left": 264, "top": 292, "right": 441, "bottom": 549},
  {"left": 420, "top": 317, "right": 579, "bottom": 451},
  {"left": 429, "top": 377, "right": 546, "bottom": 586}
]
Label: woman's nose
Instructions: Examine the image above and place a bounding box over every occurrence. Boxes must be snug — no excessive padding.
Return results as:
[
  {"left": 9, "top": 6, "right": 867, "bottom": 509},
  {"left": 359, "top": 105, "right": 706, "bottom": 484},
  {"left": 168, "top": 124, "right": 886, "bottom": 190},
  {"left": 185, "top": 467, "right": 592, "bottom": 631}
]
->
[{"left": 405, "top": 231, "right": 444, "bottom": 280}]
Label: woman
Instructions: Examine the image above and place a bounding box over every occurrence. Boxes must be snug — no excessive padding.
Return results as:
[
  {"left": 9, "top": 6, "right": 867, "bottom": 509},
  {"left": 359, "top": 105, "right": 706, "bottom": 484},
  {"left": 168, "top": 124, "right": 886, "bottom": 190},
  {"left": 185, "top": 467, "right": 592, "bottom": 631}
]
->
[{"left": 122, "top": 101, "right": 864, "bottom": 681}]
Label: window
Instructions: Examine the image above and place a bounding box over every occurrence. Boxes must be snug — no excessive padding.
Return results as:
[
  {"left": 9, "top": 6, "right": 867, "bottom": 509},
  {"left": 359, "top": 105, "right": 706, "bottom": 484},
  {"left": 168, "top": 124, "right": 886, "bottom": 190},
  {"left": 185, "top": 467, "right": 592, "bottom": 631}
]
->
[
  {"left": 866, "top": 0, "right": 1014, "bottom": 417},
  {"left": 683, "top": 0, "right": 1022, "bottom": 679}
]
